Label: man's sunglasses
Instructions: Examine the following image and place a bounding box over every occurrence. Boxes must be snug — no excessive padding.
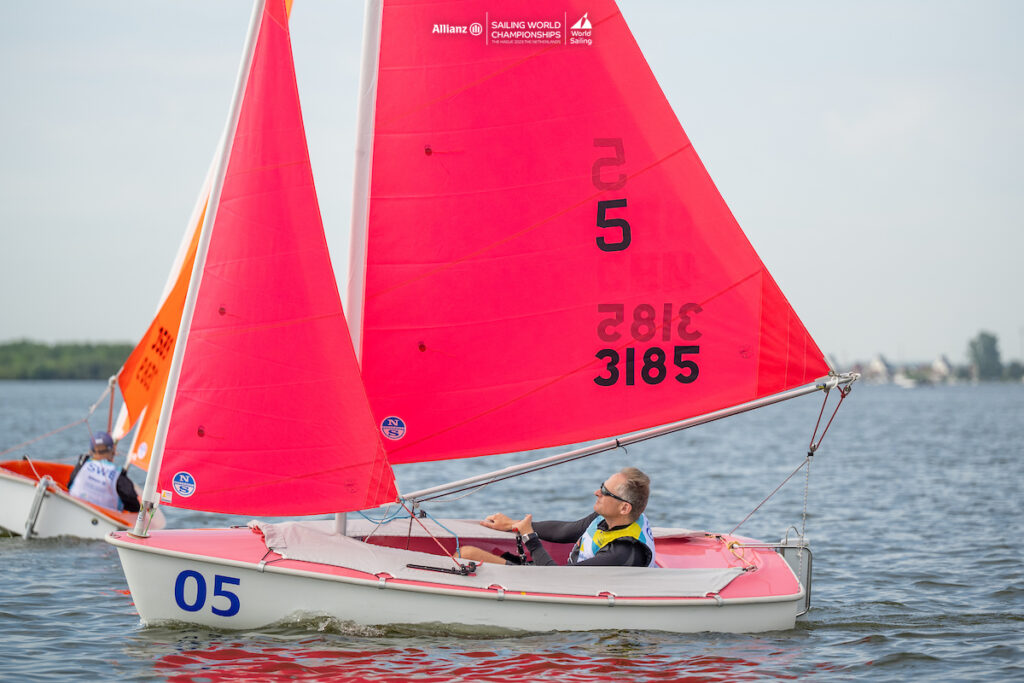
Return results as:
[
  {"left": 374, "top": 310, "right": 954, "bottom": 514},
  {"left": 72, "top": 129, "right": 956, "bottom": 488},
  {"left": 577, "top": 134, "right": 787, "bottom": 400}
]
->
[{"left": 599, "top": 482, "right": 630, "bottom": 505}]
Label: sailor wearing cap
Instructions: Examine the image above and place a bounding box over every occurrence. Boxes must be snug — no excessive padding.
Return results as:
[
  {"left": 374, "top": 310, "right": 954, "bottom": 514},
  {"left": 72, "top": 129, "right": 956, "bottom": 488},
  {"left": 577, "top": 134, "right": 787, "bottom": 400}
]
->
[{"left": 67, "top": 432, "right": 140, "bottom": 512}]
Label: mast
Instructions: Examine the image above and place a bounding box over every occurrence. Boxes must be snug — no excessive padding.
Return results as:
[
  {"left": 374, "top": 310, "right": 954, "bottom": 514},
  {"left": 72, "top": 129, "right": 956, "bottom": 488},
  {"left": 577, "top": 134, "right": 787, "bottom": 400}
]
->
[
  {"left": 132, "top": 0, "right": 266, "bottom": 536},
  {"left": 334, "top": 0, "right": 384, "bottom": 536},
  {"left": 346, "top": 0, "right": 383, "bottom": 361}
]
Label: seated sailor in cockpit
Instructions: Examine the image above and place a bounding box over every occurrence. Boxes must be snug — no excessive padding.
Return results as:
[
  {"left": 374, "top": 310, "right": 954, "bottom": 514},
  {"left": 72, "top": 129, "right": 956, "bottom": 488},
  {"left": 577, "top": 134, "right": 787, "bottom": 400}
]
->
[{"left": 457, "top": 466, "right": 657, "bottom": 567}]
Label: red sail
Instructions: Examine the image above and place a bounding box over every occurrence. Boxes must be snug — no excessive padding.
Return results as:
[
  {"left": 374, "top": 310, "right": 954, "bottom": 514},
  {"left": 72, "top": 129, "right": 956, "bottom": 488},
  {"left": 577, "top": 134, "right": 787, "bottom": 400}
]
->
[
  {"left": 156, "top": 0, "right": 397, "bottom": 514},
  {"left": 358, "top": 0, "right": 829, "bottom": 464}
]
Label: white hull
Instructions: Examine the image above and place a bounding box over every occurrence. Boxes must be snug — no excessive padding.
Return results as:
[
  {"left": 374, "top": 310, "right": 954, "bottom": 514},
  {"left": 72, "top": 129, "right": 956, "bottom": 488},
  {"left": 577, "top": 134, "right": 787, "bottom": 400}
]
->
[
  {"left": 0, "top": 465, "right": 163, "bottom": 539},
  {"left": 108, "top": 524, "right": 805, "bottom": 634}
]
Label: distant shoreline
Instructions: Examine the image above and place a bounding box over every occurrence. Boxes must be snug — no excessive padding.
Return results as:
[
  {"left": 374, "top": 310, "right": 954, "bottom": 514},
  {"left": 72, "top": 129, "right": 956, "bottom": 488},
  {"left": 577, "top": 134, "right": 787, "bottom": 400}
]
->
[{"left": 0, "top": 340, "right": 133, "bottom": 380}]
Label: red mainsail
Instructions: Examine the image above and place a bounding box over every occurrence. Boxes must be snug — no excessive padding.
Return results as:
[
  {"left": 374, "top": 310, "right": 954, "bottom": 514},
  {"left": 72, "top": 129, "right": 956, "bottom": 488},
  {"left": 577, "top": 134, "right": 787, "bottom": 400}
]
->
[
  {"left": 356, "top": 0, "right": 830, "bottom": 464},
  {"left": 154, "top": 0, "right": 397, "bottom": 515}
]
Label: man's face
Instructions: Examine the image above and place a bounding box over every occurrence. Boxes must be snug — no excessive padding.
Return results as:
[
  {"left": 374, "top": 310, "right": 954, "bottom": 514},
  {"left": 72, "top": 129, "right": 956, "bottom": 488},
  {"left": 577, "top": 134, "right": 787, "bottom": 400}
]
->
[
  {"left": 92, "top": 445, "right": 113, "bottom": 461},
  {"left": 593, "top": 471, "right": 628, "bottom": 518}
]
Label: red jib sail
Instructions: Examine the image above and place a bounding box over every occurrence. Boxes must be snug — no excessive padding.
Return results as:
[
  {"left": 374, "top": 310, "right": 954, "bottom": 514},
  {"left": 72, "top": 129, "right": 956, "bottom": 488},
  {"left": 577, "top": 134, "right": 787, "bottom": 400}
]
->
[
  {"left": 356, "top": 0, "right": 830, "bottom": 464},
  {"left": 155, "top": 0, "right": 397, "bottom": 515}
]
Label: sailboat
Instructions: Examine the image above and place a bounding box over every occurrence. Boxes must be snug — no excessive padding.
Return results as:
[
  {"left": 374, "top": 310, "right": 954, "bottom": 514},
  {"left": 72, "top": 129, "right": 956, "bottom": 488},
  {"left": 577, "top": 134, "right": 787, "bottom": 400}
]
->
[
  {"left": 0, "top": 379, "right": 172, "bottom": 537},
  {"left": 0, "top": 178, "right": 207, "bottom": 539},
  {"left": 107, "top": 0, "right": 857, "bottom": 633}
]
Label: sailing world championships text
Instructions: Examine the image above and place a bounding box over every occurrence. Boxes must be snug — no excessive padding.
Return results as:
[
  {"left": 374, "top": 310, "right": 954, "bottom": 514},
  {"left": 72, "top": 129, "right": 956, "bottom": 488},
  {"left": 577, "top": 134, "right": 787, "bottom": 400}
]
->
[
  {"left": 429, "top": 21, "right": 563, "bottom": 41},
  {"left": 490, "top": 19, "right": 561, "bottom": 40}
]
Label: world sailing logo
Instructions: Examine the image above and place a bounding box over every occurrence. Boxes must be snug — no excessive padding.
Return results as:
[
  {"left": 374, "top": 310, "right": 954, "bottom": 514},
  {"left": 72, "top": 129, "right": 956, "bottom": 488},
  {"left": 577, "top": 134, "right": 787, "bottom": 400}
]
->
[
  {"left": 172, "top": 471, "right": 197, "bottom": 497},
  {"left": 570, "top": 12, "right": 593, "bottom": 45},
  {"left": 381, "top": 416, "right": 407, "bottom": 441},
  {"left": 571, "top": 13, "right": 592, "bottom": 30}
]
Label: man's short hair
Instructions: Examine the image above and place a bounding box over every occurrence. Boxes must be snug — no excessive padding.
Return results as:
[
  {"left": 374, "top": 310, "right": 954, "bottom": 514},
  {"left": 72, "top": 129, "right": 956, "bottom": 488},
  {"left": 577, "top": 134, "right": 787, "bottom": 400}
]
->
[{"left": 615, "top": 467, "right": 650, "bottom": 522}]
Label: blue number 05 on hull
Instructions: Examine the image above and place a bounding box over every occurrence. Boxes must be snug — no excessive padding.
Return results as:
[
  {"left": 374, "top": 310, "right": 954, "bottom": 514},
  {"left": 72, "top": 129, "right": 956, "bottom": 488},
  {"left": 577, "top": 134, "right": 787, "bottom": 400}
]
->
[{"left": 174, "top": 569, "right": 241, "bottom": 617}]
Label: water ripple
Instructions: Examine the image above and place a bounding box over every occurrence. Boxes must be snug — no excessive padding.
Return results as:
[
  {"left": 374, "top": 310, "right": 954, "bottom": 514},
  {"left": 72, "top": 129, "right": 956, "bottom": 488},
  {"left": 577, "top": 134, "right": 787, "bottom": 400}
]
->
[{"left": 1, "top": 382, "right": 1022, "bottom": 681}]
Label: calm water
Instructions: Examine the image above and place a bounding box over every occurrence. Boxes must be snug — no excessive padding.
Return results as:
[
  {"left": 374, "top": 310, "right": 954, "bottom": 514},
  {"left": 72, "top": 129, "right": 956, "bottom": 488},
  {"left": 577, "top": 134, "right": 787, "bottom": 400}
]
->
[{"left": 0, "top": 379, "right": 1021, "bottom": 681}]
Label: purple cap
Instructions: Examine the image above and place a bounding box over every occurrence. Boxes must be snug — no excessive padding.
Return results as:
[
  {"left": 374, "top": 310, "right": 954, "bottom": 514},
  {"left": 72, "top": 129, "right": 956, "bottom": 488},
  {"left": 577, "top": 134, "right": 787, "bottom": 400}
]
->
[{"left": 91, "top": 431, "right": 114, "bottom": 451}]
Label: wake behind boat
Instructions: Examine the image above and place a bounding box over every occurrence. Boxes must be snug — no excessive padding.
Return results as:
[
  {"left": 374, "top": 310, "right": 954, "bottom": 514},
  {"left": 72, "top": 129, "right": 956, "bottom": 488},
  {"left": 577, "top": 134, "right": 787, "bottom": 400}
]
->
[{"left": 109, "top": 0, "right": 856, "bottom": 633}]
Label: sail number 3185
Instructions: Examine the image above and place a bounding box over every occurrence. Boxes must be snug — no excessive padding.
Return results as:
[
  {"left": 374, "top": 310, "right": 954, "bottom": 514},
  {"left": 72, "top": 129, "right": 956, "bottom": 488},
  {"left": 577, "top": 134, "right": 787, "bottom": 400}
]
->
[
  {"left": 595, "top": 345, "right": 699, "bottom": 386},
  {"left": 593, "top": 301, "right": 702, "bottom": 387}
]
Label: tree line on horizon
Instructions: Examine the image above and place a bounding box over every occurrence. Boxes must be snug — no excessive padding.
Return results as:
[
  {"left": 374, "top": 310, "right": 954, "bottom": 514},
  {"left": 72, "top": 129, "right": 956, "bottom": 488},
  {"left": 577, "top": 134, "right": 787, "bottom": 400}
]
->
[
  {"left": 0, "top": 340, "right": 133, "bottom": 380},
  {"left": 0, "top": 332, "right": 1020, "bottom": 382}
]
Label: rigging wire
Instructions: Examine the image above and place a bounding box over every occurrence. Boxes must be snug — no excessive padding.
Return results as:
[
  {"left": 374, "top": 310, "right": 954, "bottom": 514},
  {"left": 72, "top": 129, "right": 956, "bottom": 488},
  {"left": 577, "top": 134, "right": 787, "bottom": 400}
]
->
[
  {"left": 415, "top": 480, "right": 491, "bottom": 504},
  {"left": 808, "top": 382, "right": 852, "bottom": 454},
  {"left": 396, "top": 498, "right": 466, "bottom": 570},
  {"left": 0, "top": 381, "right": 113, "bottom": 459},
  {"left": 729, "top": 380, "right": 853, "bottom": 536},
  {"left": 728, "top": 456, "right": 811, "bottom": 536}
]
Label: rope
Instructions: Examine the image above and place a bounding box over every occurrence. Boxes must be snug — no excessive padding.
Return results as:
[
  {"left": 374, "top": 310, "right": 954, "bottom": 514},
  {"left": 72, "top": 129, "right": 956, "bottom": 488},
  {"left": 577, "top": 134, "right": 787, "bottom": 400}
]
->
[
  {"left": 357, "top": 504, "right": 405, "bottom": 543},
  {"left": 358, "top": 505, "right": 405, "bottom": 525},
  {"left": 729, "top": 378, "right": 851, "bottom": 538},
  {"left": 23, "top": 455, "right": 42, "bottom": 481},
  {"left": 799, "top": 452, "right": 812, "bottom": 576},
  {"left": 397, "top": 499, "right": 465, "bottom": 569},
  {"left": 726, "top": 540, "right": 756, "bottom": 570},
  {"left": 419, "top": 509, "right": 464, "bottom": 557},
  {"left": 138, "top": 502, "right": 160, "bottom": 537},
  {"left": 1, "top": 419, "right": 89, "bottom": 459},
  {"left": 0, "top": 383, "right": 114, "bottom": 459},
  {"left": 728, "top": 456, "right": 810, "bottom": 536},
  {"left": 801, "top": 451, "right": 812, "bottom": 539}
]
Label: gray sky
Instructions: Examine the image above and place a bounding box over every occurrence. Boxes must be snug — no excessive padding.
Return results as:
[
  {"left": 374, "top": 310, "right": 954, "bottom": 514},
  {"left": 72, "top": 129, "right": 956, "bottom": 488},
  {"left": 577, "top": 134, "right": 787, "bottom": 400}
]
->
[{"left": 2, "top": 1, "right": 1021, "bottom": 367}]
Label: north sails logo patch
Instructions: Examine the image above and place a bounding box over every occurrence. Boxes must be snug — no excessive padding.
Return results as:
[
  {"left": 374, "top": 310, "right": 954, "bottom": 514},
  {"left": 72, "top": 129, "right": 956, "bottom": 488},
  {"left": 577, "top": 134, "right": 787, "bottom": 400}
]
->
[
  {"left": 172, "top": 471, "right": 197, "bottom": 497},
  {"left": 380, "top": 416, "right": 407, "bottom": 441}
]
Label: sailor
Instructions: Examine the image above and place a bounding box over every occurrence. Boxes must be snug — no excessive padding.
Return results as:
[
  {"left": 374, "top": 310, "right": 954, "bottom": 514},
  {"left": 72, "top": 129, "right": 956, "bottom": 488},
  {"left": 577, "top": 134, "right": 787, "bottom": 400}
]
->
[
  {"left": 67, "top": 431, "right": 141, "bottom": 513},
  {"left": 458, "top": 467, "right": 657, "bottom": 567}
]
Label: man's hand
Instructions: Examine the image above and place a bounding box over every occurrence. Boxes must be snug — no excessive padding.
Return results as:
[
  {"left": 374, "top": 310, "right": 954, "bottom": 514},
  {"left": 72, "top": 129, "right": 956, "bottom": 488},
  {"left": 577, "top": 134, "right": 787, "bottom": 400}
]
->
[
  {"left": 481, "top": 512, "right": 533, "bottom": 535},
  {"left": 481, "top": 512, "right": 517, "bottom": 531}
]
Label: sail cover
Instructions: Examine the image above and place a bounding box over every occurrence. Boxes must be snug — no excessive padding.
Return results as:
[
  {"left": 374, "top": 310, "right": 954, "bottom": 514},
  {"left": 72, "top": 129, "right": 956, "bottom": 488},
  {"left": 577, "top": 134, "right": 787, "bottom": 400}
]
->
[
  {"left": 357, "top": 0, "right": 830, "bottom": 464},
  {"left": 155, "top": 0, "right": 397, "bottom": 515}
]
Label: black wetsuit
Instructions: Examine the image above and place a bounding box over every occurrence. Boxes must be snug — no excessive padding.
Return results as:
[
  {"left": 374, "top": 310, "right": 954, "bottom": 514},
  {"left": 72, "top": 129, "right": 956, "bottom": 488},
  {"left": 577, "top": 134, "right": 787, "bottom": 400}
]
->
[{"left": 524, "top": 512, "right": 652, "bottom": 567}]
